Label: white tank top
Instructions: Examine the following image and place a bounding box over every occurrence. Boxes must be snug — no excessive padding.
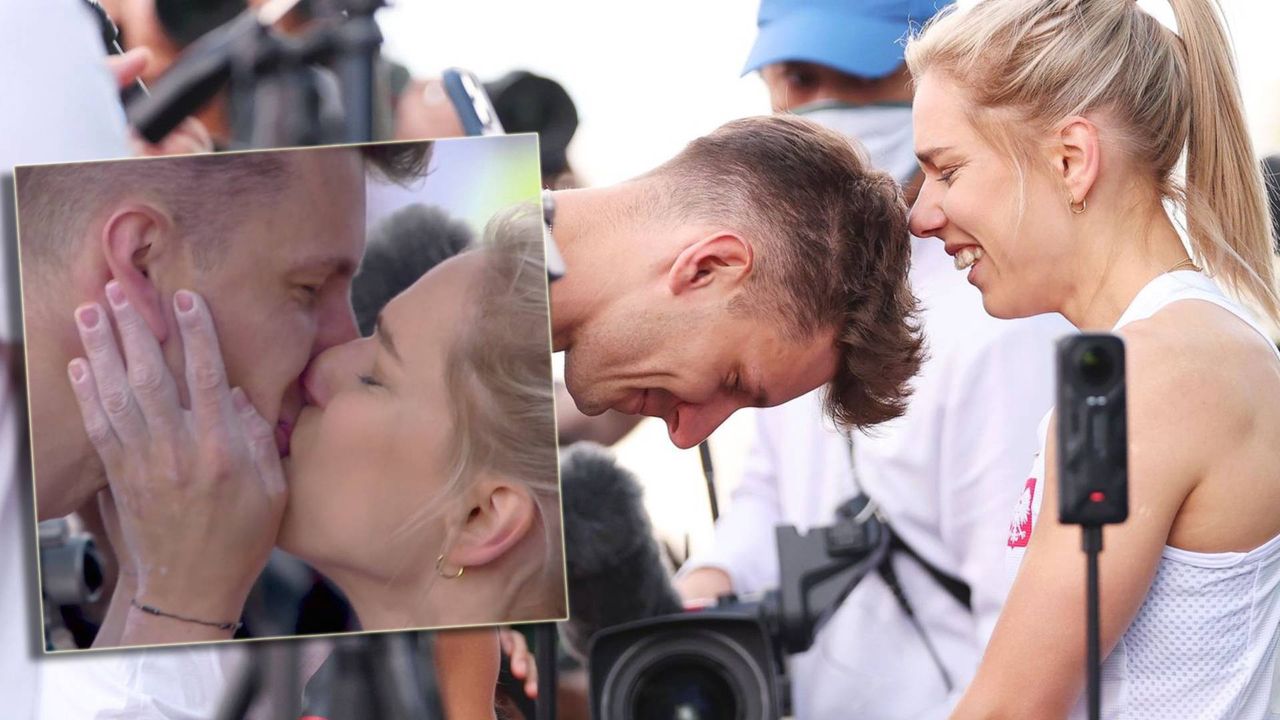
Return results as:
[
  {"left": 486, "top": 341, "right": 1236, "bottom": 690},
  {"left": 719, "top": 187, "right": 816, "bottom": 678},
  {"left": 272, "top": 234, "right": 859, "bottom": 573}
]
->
[{"left": 1005, "top": 271, "right": 1280, "bottom": 719}]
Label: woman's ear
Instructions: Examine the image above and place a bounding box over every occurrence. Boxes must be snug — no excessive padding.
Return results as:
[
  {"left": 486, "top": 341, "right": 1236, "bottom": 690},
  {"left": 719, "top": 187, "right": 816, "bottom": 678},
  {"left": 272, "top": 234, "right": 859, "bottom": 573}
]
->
[
  {"left": 446, "top": 478, "right": 538, "bottom": 569},
  {"left": 1055, "top": 116, "right": 1102, "bottom": 208},
  {"left": 667, "top": 232, "right": 754, "bottom": 297},
  {"left": 100, "top": 204, "right": 171, "bottom": 342}
]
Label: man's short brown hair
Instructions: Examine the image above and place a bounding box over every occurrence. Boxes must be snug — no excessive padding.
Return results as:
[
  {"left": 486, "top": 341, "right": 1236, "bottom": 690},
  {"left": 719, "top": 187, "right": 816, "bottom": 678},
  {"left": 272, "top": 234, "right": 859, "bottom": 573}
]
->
[
  {"left": 651, "top": 115, "right": 924, "bottom": 429},
  {"left": 15, "top": 141, "right": 432, "bottom": 271}
]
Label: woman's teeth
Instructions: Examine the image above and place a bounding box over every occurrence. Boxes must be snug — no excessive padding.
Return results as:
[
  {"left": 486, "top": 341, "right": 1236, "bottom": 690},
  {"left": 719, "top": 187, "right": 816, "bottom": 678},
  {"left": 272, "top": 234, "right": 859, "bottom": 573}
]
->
[{"left": 954, "top": 246, "right": 985, "bottom": 271}]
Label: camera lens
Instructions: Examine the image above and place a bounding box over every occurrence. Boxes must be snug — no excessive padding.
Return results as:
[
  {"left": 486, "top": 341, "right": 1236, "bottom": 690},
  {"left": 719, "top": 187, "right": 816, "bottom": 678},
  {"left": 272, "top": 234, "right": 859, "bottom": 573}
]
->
[
  {"left": 632, "top": 655, "right": 738, "bottom": 720},
  {"left": 600, "top": 627, "right": 770, "bottom": 720},
  {"left": 1078, "top": 345, "right": 1115, "bottom": 387}
]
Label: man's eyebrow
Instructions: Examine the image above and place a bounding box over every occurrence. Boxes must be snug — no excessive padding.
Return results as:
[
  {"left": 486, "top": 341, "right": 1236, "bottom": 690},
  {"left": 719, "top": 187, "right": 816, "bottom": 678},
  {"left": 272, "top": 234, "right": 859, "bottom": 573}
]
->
[
  {"left": 291, "top": 255, "right": 358, "bottom": 278},
  {"left": 915, "top": 146, "right": 952, "bottom": 168},
  {"left": 374, "top": 312, "right": 402, "bottom": 364}
]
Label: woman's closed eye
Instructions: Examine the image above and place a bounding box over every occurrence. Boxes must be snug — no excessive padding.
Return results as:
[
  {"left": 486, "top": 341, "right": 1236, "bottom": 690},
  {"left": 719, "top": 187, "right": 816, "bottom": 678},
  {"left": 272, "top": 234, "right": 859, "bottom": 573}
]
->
[{"left": 358, "top": 373, "right": 383, "bottom": 388}]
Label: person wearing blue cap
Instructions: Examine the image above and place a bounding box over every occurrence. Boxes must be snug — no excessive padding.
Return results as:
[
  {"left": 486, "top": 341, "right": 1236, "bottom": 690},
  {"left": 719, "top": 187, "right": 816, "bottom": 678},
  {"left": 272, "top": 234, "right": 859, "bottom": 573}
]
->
[
  {"left": 676, "top": 2, "right": 1075, "bottom": 718},
  {"left": 744, "top": 0, "right": 947, "bottom": 199}
]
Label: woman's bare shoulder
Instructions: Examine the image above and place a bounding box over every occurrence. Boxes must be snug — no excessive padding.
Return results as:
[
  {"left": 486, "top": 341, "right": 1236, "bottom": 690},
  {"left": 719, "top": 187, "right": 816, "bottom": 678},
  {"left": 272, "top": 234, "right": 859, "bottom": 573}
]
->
[{"left": 1118, "top": 299, "right": 1278, "bottom": 464}]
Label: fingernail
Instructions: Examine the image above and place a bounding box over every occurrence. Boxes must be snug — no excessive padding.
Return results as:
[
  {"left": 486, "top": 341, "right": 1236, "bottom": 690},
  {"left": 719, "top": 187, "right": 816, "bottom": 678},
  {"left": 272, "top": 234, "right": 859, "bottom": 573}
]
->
[
  {"left": 231, "top": 387, "right": 251, "bottom": 413},
  {"left": 174, "top": 290, "right": 195, "bottom": 315},
  {"left": 105, "top": 280, "right": 126, "bottom": 309},
  {"left": 76, "top": 305, "right": 99, "bottom": 330},
  {"left": 68, "top": 359, "right": 86, "bottom": 383}
]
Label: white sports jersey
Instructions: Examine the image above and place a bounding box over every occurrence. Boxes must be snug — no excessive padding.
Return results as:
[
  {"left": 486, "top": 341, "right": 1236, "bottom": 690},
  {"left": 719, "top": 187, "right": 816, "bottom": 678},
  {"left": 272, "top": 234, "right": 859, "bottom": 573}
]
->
[{"left": 1006, "top": 270, "right": 1280, "bottom": 719}]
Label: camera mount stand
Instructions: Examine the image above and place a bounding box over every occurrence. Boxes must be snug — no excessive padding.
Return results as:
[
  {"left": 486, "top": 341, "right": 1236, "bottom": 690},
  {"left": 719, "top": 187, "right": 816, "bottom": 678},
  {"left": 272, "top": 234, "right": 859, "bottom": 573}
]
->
[{"left": 762, "top": 494, "right": 890, "bottom": 655}]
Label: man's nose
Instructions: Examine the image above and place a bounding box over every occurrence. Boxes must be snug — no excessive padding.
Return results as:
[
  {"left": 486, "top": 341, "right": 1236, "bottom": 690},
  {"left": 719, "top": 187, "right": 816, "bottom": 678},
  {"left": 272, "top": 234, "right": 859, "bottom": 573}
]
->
[
  {"left": 908, "top": 181, "right": 947, "bottom": 238},
  {"left": 301, "top": 337, "right": 367, "bottom": 409},
  {"left": 669, "top": 401, "right": 738, "bottom": 450},
  {"left": 313, "top": 295, "right": 360, "bottom": 356}
]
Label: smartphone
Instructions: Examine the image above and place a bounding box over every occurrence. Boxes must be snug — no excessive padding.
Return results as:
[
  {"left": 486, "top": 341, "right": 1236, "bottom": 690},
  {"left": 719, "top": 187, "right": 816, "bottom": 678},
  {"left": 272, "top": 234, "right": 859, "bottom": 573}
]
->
[{"left": 442, "top": 68, "right": 504, "bottom": 137}]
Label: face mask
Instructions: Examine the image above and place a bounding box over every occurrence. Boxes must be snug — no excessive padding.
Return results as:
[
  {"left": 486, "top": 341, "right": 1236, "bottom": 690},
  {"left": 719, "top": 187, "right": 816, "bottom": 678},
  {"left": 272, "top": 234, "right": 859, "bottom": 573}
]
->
[{"left": 793, "top": 101, "right": 919, "bottom": 187}]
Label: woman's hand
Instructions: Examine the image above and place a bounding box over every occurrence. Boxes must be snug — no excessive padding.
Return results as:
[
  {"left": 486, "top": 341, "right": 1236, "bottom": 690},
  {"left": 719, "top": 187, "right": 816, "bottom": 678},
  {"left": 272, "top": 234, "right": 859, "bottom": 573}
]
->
[
  {"left": 500, "top": 626, "right": 539, "bottom": 699},
  {"left": 68, "top": 281, "right": 286, "bottom": 644}
]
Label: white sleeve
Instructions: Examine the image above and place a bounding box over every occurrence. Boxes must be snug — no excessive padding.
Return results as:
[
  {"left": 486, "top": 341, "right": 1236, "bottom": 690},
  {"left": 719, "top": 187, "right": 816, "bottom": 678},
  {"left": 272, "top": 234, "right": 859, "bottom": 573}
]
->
[
  {"left": 937, "top": 318, "right": 1061, "bottom": 648},
  {"left": 678, "top": 409, "right": 785, "bottom": 595},
  {"left": 39, "top": 646, "right": 247, "bottom": 720},
  {"left": 0, "top": 351, "right": 35, "bottom": 720},
  {"left": 0, "top": 0, "right": 131, "bottom": 169}
]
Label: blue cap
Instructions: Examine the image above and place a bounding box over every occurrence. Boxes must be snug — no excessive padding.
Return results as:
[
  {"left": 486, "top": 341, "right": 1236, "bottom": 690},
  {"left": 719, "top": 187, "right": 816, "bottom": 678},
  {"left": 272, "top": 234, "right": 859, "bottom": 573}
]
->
[{"left": 743, "top": 0, "right": 954, "bottom": 79}]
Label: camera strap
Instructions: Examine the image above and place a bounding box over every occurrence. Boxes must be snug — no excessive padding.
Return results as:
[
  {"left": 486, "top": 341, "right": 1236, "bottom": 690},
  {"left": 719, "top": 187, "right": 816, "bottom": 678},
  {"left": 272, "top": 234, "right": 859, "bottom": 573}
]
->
[
  {"left": 886, "top": 529, "right": 972, "bottom": 611},
  {"left": 842, "top": 432, "right": 972, "bottom": 611},
  {"left": 842, "top": 432, "right": 971, "bottom": 692}
]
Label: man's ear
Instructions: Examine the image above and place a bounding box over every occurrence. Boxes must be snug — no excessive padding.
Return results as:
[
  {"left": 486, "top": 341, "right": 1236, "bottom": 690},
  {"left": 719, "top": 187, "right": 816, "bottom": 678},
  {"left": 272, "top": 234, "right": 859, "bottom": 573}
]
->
[
  {"left": 100, "top": 205, "right": 171, "bottom": 342},
  {"left": 1054, "top": 116, "right": 1102, "bottom": 209},
  {"left": 667, "top": 232, "right": 754, "bottom": 297},
  {"left": 445, "top": 478, "right": 537, "bottom": 570}
]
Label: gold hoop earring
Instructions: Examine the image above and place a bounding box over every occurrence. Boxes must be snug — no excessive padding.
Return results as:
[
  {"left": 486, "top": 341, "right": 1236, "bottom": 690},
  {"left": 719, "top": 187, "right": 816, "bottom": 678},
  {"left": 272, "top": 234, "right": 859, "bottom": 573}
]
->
[
  {"left": 436, "top": 554, "right": 464, "bottom": 580},
  {"left": 1070, "top": 197, "right": 1087, "bottom": 214}
]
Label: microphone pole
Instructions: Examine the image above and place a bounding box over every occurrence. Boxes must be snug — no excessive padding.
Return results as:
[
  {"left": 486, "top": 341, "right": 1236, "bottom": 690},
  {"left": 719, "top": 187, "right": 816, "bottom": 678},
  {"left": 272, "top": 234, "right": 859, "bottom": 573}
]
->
[
  {"left": 534, "top": 624, "right": 557, "bottom": 720},
  {"left": 697, "top": 440, "right": 719, "bottom": 522}
]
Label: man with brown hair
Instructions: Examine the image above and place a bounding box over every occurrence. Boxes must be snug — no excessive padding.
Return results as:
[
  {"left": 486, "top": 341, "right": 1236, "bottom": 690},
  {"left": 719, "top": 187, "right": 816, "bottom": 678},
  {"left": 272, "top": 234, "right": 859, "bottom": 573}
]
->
[{"left": 550, "top": 114, "right": 924, "bottom": 449}]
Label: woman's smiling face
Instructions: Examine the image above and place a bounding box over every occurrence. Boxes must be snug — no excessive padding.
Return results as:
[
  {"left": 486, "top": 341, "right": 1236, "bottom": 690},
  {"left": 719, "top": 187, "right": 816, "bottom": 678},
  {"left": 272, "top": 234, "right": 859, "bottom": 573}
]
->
[
  {"left": 278, "top": 252, "right": 485, "bottom": 575},
  {"left": 908, "top": 71, "right": 1078, "bottom": 320}
]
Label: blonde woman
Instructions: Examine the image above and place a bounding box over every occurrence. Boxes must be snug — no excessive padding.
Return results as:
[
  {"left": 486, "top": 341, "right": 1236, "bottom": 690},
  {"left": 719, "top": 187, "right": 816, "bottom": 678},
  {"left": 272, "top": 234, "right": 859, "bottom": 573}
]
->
[
  {"left": 905, "top": 1, "right": 1280, "bottom": 717},
  {"left": 276, "top": 204, "right": 564, "bottom": 631}
]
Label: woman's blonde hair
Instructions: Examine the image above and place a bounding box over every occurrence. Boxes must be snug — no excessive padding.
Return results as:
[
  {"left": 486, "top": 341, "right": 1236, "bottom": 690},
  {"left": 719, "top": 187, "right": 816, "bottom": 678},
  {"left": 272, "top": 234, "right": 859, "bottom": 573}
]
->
[
  {"left": 905, "top": 0, "right": 1280, "bottom": 324},
  {"left": 397, "top": 203, "right": 564, "bottom": 618}
]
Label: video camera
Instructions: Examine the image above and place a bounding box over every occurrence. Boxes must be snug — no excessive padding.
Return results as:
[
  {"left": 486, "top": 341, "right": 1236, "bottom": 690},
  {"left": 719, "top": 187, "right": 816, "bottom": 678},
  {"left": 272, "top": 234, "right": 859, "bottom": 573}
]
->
[
  {"left": 120, "top": 0, "right": 387, "bottom": 148},
  {"left": 589, "top": 494, "right": 891, "bottom": 720},
  {"left": 39, "top": 518, "right": 105, "bottom": 649}
]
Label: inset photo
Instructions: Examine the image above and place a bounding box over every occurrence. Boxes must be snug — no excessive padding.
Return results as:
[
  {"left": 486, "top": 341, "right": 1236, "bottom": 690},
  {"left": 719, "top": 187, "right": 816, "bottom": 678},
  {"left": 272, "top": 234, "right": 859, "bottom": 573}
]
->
[{"left": 15, "top": 135, "right": 566, "bottom": 652}]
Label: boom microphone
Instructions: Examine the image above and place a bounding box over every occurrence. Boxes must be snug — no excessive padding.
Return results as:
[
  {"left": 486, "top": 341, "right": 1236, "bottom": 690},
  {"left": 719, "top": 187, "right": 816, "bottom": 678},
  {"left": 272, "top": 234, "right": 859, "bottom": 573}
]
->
[{"left": 557, "top": 443, "right": 683, "bottom": 661}]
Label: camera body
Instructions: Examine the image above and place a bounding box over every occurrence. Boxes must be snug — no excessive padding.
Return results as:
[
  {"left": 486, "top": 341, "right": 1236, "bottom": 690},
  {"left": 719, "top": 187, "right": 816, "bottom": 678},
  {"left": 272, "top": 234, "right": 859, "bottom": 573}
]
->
[
  {"left": 588, "top": 495, "right": 890, "bottom": 720},
  {"left": 1056, "top": 334, "right": 1128, "bottom": 525}
]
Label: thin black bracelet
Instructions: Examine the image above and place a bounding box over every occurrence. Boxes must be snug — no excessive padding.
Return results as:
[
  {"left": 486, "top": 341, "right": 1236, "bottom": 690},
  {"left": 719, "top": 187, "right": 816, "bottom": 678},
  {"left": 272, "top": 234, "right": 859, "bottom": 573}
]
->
[{"left": 129, "top": 598, "right": 243, "bottom": 632}]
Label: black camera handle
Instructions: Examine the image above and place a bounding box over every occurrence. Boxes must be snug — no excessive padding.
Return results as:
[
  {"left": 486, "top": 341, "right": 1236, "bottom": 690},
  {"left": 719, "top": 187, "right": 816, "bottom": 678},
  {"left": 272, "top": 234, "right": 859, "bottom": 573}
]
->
[{"left": 765, "top": 494, "right": 891, "bottom": 656}]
